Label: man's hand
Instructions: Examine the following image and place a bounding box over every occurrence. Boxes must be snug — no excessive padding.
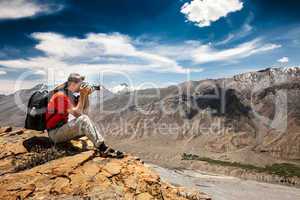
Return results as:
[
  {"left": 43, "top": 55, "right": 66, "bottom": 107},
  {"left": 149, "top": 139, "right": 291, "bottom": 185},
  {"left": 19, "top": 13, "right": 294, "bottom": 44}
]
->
[
  {"left": 70, "top": 85, "right": 91, "bottom": 117},
  {"left": 80, "top": 85, "right": 92, "bottom": 96}
]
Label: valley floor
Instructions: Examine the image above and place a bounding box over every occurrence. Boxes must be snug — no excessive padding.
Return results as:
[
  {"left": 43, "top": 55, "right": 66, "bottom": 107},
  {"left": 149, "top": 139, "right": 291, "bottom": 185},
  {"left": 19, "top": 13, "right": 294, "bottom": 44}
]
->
[
  {"left": 107, "top": 136, "right": 300, "bottom": 187},
  {"left": 148, "top": 164, "right": 300, "bottom": 200}
]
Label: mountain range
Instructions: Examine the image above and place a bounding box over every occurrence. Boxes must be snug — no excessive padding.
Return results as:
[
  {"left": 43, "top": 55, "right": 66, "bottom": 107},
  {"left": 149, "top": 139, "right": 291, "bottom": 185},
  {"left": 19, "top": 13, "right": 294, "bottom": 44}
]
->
[
  {"left": 93, "top": 67, "right": 300, "bottom": 168},
  {"left": 0, "top": 67, "right": 299, "bottom": 168}
]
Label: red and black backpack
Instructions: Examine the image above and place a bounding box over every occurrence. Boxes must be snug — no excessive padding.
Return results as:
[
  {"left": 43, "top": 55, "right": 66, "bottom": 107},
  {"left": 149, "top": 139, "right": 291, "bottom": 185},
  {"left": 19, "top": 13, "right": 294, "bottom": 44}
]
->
[{"left": 25, "top": 83, "right": 74, "bottom": 131}]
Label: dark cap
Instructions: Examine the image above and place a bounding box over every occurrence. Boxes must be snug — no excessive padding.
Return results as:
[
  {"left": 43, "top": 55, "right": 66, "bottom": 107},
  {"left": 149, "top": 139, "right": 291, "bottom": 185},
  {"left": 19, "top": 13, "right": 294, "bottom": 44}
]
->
[{"left": 67, "top": 73, "right": 85, "bottom": 83}]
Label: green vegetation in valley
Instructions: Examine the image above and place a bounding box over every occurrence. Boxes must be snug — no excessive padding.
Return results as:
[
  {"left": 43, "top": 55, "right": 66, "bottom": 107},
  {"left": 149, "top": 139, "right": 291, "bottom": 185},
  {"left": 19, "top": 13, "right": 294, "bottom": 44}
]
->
[{"left": 182, "top": 153, "right": 300, "bottom": 178}]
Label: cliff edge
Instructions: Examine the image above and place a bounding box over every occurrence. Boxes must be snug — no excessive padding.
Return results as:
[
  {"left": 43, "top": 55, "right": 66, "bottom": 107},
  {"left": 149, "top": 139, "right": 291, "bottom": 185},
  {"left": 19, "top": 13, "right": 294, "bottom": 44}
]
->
[{"left": 0, "top": 126, "right": 210, "bottom": 200}]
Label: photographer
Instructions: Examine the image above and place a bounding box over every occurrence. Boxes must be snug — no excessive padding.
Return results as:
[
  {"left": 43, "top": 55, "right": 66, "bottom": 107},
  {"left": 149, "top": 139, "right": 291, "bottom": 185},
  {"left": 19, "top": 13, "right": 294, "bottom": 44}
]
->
[{"left": 46, "top": 73, "right": 123, "bottom": 158}]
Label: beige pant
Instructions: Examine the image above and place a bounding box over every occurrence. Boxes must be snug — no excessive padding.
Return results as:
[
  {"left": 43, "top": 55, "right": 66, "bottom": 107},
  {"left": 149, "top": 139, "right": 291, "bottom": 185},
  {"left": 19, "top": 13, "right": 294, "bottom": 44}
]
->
[{"left": 48, "top": 115, "right": 104, "bottom": 148}]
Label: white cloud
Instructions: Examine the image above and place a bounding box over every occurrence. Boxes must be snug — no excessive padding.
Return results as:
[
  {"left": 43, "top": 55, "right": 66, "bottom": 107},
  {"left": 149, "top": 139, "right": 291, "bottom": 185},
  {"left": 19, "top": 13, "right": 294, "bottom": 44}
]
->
[
  {"left": 0, "top": 32, "right": 281, "bottom": 79},
  {"left": 181, "top": 0, "right": 243, "bottom": 27},
  {"left": 216, "top": 23, "right": 253, "bottom": 45},
  {"left": 31, "top": 32, "right": 136, "bottom": 58},
  {"left": 0, "top": 32, "right": 198, "bottom": 76},
  {"left": 0, "top": 70, "right": 7, "bottom": 75},
  {"left": 111, "top": 83, "right": 130, "bottom": 94},
  {"left": 146, "top": 39, "right": 281, "bottom": 65},
  {"left": 277, "top": 57, "right": 289, "bottom": 63},
  {"left": 33, "top": 69, "right": 46, "bottom": 75},
  {"left": 0, "top": 0, "right": 62, "bottom": 20},
  {"left": 191, "top": 39, "right": 281, "bottom": 64}
]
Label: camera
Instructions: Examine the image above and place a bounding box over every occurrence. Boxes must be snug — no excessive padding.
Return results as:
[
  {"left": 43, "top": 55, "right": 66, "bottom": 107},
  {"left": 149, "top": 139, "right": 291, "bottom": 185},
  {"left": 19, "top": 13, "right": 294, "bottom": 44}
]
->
[
  {"left": 91, "top": 85, "right": 101, "bottom": 91},
  {"left": 80, "top": 82, "right": 101, "bottom": 92}
]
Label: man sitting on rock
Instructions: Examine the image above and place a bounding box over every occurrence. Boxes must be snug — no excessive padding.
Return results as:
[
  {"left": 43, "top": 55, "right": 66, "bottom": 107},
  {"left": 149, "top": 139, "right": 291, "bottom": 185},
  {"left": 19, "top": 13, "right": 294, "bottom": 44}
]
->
[{"left": 46, "top": 73, "right": 123, "bottom": 158}]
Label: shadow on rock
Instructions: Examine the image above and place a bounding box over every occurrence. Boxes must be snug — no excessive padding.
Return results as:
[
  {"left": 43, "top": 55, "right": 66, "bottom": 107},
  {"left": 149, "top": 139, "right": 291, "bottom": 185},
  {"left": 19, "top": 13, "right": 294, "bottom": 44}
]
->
[
  {"left": 13, "top": 136, "right": 88, "bottom": 172},
  {"left": 23, "top": 136, "right": 53, "bottom": 152}
]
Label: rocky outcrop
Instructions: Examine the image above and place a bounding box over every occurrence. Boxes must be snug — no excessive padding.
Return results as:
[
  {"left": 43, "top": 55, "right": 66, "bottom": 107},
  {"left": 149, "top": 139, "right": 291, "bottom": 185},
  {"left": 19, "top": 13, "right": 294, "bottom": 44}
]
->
[{"left": 0, "top": 126, "right": 210, "bottom": 200}]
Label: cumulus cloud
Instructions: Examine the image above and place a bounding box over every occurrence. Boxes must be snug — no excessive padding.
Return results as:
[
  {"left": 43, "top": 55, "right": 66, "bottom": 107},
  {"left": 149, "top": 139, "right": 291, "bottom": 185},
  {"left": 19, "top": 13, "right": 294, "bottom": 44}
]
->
[
  {"left": 0, "top": 0, "right": 62, "bottom": 20},
  {"left": 181, "top": 0, "right": 243, "bottom": 27},
  {"left": 277, "top": 57, "right": 289, "bottom": 63},
  {"left": 0, "top": 32, "right": 197, "bottom": 76},
  {"left": 0, "top": 70, "right": 7, "bottom": 75}
]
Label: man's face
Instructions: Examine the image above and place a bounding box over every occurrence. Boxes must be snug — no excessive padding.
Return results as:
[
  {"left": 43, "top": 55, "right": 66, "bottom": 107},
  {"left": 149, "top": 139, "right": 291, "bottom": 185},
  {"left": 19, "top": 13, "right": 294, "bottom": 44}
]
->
[{"left": 69, "top": 81, "right": 82, "bottom": 93}]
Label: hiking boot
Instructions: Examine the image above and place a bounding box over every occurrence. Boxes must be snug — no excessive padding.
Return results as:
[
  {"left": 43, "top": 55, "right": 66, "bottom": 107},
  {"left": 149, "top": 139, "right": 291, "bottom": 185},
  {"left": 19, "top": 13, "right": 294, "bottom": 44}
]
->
[
  {"left": 96, "top": 143, "right": 124, "bottom": 159},
  {"left": 97, "top": 143, "right": 109, "bottom": 152},
  {"left": 103, "top": 148, "right": 124, "bottom": 159},
  {"left": 114, "top": 150, "right": 125, "bottom": 159}
]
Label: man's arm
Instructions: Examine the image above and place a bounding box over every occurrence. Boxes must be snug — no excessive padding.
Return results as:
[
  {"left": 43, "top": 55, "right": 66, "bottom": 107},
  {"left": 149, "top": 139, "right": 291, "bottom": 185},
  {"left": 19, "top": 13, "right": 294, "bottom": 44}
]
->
[
  {"left": 83, "top": 95, "right": 90, "bottom": 114},
  {"left": 68, "top": 93, "right": 87, "bottom": 117}
]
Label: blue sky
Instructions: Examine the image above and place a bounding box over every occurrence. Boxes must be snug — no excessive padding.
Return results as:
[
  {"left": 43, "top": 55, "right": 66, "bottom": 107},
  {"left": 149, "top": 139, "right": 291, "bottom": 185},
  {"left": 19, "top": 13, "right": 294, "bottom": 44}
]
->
[{"left": 0, "top": 0, "right": 299, "bottom": 93}]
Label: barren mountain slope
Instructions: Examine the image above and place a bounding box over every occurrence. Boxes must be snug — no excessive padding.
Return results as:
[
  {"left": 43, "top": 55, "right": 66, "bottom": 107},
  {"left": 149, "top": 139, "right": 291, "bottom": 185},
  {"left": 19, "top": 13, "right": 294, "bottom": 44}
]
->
[
  {"left": 0, "top": 67, "right": 299, "bottom": 167},
  {"left": 94, "top": 67, "right": 300, "bottom": 166},
  {"left": 0, "top": 84, "right": 46, "bottom": 127}
]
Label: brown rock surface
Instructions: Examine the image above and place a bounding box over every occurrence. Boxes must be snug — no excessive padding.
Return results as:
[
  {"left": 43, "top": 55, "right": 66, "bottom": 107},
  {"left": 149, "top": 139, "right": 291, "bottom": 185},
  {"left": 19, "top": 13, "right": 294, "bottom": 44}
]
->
[{"left": 0, "top": 126, "right": 210, "bottom": 200}]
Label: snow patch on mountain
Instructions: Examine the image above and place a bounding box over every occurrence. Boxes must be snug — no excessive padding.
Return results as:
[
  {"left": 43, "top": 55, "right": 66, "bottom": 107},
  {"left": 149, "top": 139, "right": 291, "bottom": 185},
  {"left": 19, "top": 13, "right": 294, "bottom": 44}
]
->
[{"left": 111, "top": 83, "right": 130, "bottom": 94}]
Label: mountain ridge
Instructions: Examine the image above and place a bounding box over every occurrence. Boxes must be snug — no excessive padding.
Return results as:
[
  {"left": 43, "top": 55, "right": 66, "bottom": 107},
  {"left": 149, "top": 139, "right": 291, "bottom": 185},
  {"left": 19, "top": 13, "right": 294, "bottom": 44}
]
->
[
  {"left": 0, "top": 67, "right": 299, "bottom": 168},
  {"left": 93, "top": 66, "right": 300, "bottom": 168}
]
